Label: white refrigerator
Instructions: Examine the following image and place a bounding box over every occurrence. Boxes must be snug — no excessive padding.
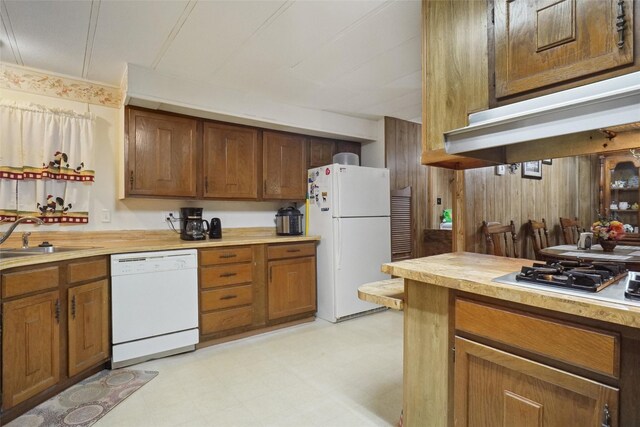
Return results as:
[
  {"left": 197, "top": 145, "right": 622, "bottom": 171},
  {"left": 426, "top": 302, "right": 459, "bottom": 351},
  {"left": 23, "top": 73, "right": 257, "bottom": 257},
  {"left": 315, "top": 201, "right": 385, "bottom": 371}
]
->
[{"left": 307, "top": 164, "right": 391, "bottom": 322}]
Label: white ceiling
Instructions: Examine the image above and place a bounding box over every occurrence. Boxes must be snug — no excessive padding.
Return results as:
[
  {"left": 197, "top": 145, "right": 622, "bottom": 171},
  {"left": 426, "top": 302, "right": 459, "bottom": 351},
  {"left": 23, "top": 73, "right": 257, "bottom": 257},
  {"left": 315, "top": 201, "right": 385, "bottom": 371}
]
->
[{"left": 0, "top": 0, "right": 422, "bottom": 122}]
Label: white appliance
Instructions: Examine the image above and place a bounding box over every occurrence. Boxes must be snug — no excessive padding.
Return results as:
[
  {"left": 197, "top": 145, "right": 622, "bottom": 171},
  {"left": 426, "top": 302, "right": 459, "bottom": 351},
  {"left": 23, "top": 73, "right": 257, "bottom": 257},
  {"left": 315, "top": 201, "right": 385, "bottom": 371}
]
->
[
  {"left": 110, "top": 249, "right": 199, "bottom": 368},
  {"left": 308, "top": 164, "right": 391, "bottom": 322}
]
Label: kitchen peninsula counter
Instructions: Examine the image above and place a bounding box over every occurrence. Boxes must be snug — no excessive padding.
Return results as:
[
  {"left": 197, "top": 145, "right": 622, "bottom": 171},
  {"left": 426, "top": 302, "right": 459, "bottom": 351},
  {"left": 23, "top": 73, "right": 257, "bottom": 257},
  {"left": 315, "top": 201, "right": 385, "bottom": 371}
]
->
[
  {"left": 0, "top": 228, "right": 319, "bottom": 269},
  {"left": 383, "top": 252, "right": 640, "bottom": 427}
]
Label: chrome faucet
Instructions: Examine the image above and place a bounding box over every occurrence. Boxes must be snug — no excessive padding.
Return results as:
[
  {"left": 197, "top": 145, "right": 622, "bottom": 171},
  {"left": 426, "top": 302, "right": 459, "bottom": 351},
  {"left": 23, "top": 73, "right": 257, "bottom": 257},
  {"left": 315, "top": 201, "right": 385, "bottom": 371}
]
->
[{"left": 0, "top": 216, "right": 45, "bottom": 245}]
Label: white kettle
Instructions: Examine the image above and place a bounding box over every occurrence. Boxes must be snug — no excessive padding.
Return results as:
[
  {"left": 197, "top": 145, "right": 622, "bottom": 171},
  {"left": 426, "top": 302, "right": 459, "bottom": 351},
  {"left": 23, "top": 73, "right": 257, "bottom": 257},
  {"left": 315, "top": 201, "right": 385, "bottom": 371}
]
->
[{"left": 577, "top": 232, "right": 593, "bottom": 250}]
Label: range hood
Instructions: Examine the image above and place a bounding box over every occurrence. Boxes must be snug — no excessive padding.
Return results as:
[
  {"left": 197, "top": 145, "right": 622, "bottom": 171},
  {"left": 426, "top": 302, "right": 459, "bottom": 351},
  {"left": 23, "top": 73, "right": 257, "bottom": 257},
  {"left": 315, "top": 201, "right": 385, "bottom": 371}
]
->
[{"left": 444, "top": 71, "right": 640, "bottom": 156}]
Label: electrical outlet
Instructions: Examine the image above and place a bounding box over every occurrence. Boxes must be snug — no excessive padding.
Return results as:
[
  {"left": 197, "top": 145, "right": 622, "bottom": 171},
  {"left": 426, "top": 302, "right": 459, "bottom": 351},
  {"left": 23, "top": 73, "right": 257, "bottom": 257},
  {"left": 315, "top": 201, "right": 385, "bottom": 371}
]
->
[
  {"left": 163, "top": 211, "right": 178, "bottom": 222},
  {"left": 437, "top": 197, "right": 442, "bottom": 205}
]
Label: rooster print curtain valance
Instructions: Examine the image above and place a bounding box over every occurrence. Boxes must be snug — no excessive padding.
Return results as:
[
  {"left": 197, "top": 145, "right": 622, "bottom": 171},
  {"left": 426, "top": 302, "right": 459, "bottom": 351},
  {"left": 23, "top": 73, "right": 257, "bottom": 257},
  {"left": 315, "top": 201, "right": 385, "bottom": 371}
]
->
[{"left": 0, "top": 101, "right": 95, "bottom": 223}]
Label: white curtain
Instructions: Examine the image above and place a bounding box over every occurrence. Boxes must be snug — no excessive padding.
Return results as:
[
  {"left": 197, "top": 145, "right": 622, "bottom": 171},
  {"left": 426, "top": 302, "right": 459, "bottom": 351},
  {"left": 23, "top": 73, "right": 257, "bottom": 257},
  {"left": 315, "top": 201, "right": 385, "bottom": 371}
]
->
[{"left": 0, "top": 101, "right": 95, "bottom": 223}]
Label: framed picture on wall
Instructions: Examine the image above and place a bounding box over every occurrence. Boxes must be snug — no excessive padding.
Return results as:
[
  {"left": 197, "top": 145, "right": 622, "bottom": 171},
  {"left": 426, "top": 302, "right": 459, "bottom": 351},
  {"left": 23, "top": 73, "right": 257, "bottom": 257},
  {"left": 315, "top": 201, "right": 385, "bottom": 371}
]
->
[{"left": 522, "top": 160, "right": 542, "bottom": 179}]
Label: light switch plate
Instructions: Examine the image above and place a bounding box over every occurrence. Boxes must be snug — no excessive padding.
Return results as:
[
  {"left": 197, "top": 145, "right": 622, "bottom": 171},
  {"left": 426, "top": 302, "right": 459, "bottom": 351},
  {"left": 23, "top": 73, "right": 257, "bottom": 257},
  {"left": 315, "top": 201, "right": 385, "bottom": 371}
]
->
[{"left": 101, "top": 209, "right": 111, "bottom": 223}]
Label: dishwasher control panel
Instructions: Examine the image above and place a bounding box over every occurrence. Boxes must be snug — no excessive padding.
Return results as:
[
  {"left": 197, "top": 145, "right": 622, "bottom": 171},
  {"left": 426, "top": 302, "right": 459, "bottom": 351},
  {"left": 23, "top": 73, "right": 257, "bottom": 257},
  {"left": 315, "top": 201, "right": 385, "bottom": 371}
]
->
[{"left": 111, "top": 249, "right": 198, "bottom": 276}]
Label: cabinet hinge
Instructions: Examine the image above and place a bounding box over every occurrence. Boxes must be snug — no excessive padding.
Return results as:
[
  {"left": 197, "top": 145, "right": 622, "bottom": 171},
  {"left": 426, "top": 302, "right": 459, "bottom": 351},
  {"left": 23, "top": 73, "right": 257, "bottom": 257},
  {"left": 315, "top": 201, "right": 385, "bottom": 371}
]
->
[{"left": 452, "top": 347, "right": 456, "bottom": 362}]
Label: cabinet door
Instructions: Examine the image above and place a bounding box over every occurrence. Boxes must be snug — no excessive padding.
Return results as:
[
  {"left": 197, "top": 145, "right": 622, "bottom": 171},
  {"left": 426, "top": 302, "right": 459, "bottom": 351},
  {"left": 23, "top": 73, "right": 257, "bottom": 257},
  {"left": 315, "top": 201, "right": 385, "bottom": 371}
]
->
[
  {"left": 603, "top": 155, "right": 640, "bottom": 229},
  {"left": 308, "top": 138, "right": 335, "bottom": 169},
  {"left": 421, "top": 0, "right": 493, "bottom": 169},
  {"left": 335, "top": 141, "right": 361, "bottom": 158},
  {"left": 126, "top": 108, "right": 199, "bottom": 197},
  {"left": 2, "top": 291, "right": 60, "bottom": 409},
  {"left": 68, "top": 280, "right": 109, "bottom": 377},
  {"left": 494, "top": 0, "right": 634, "bottom": 98},
  {"left": 454, "top": 337, "right": 619, "bottom": 426},
  {"left": 268, "top": 257, "right": 316, "bottom": 320},
  {"left": 263, "top": 131, "right": 307, "bottom": 200},
  {"left": 203, "top": 123, "right": 259, "bottom": 199}
]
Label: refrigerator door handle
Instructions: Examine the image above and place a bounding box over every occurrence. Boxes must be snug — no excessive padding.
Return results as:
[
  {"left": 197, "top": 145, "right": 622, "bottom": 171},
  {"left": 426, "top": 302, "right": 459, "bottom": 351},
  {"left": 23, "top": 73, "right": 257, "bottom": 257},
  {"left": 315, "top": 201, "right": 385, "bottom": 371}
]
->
[{"left": 336, "top": 218, "right": 342, "bottom": 270}]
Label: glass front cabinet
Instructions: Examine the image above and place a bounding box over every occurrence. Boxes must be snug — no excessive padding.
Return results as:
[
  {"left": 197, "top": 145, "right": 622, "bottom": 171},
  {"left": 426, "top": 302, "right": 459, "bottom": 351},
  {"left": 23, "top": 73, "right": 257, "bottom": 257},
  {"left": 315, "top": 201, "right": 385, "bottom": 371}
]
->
[{"left": 601, "top": 154, "right": 640, "bottom": 231}]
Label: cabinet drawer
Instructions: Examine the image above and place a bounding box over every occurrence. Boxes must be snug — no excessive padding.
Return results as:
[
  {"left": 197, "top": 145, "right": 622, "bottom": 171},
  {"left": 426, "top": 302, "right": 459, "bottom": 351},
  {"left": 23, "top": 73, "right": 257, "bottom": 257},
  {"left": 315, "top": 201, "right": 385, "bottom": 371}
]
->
[
  {"left": 201, "top": 285, "right": 253, "bottom": 311},
  {"left": 201, "top": 306, "right": 253, "bottom": 334},
  {"left": 201, "top": 263, "right": 252, "bottom": 289},
  {"left": 67, "top": 258, "right": 108, "bottom": 284},
  {"left": 200, "top": 247, "right": 253, "bottom": 265},
  {"left": 455, "top": 299, "right": 620, "bottom": 378},
  {"left": 268, "top": 243, "right": 315, "bottom": 260},
  {"left": 2, "top": 266, "right": 60, "bottom": 298}
]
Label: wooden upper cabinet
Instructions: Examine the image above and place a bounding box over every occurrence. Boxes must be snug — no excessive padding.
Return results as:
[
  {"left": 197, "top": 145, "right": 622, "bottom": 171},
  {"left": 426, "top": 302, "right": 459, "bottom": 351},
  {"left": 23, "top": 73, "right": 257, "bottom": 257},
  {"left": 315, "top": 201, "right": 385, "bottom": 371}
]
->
[
  {"left": 308, "top": 139, "right": 361, "bottom": 169},
  {"left": 308, "top": 138, "right": 336, "bottom": 169},
  {"left": 335, "top": 141, "right": 361, "bottom": 157},
  {"left": 203, "top": 123, "right": 259, "bottom": 199},
  {"left": 494, "top": 0, "right": 635, "bottom": 99},
  {"left": 126, "top": 107, "right": 199, "bottom": 198},
  {"left": 421, "top": 0, "right": 497, "bottom": 169},
  {"left": 263, "top": 131, "right": 307, "bottom": 200}
]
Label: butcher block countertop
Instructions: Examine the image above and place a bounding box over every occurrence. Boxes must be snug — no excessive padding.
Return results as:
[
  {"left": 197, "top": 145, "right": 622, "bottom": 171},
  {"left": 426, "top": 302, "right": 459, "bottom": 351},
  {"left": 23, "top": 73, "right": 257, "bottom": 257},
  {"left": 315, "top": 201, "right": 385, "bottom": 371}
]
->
[
  {"left": 382, "top": 252, "right": 640, "bottom": 329},
  {"left": 0, "top": 228, "right": 320, "bottom": 269}
]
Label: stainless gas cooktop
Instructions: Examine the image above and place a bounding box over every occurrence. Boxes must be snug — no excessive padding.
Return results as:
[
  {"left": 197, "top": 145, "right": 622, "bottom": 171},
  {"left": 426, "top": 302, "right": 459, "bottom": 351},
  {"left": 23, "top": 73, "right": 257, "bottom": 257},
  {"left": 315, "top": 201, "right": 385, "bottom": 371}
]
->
[{"left": 493, "top": 269, "right": 640, "bottom": 308}]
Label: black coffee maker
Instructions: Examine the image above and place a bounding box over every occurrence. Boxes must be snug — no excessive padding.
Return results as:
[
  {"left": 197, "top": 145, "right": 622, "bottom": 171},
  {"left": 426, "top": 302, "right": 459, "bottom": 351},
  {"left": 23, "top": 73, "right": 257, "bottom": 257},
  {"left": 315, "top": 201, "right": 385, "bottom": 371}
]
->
[{"left": 180, "top": 207, "right": 209, "bottom": 241}]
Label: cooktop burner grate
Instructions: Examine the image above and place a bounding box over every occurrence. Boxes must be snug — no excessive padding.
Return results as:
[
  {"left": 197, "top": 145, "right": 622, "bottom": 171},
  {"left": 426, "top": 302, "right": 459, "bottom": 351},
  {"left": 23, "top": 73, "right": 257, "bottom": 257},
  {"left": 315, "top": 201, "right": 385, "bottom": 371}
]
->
[{"left": 515, "top": 260, "right": 628, "bottom": 293}]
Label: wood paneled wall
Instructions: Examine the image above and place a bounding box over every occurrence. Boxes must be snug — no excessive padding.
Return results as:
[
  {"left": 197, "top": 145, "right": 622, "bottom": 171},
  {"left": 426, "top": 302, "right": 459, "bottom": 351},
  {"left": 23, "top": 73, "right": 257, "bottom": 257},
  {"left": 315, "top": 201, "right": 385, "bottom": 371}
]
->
[
  {"left": 385, "top": 117, "right": 455, "bottom": 257},
  {"left": 463, "top": 156, "right": 600, "bottom": 259}
]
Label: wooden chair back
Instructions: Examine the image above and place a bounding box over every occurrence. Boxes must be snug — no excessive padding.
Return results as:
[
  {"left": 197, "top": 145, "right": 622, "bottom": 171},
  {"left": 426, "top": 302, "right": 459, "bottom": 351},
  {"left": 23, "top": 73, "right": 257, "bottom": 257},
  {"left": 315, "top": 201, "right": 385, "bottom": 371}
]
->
[
  {"left": 528, "top": 218, "right": 550, "bottom": 260},
  {"left": 560, "top": 217, "right": 582, "bottom": 245},
  {"left": 481, "top": 220, "right": 519, "bottom": 258}
]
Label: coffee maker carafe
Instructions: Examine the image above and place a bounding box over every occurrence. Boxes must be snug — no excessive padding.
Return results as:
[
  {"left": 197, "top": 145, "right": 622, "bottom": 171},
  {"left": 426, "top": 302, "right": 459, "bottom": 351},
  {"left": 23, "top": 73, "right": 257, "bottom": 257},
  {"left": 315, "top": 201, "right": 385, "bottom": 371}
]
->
[{"left": 180, "top": 207, "right": 209, "bottom": 241}]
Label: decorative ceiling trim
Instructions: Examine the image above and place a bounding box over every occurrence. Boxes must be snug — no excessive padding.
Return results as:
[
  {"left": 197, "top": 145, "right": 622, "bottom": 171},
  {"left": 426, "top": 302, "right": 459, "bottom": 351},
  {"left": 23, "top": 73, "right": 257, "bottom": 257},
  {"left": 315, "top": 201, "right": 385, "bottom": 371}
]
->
[{"left": 0, "top": 62, "right": 122, "bottom": 108}]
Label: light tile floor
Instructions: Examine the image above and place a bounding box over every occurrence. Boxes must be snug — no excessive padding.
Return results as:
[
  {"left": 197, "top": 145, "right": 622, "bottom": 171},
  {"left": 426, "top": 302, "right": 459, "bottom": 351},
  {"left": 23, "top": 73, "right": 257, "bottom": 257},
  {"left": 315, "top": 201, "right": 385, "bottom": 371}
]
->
[{"left": 95, "top": 310, "right": 403, "bottom": 427}]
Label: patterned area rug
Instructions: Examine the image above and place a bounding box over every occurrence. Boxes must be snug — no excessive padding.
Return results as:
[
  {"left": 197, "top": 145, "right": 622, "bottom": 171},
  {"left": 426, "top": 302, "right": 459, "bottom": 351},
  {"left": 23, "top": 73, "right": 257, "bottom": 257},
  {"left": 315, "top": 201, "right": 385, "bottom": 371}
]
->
[{"left": 7, "top": 369, "right": 158, "bottom": 427}]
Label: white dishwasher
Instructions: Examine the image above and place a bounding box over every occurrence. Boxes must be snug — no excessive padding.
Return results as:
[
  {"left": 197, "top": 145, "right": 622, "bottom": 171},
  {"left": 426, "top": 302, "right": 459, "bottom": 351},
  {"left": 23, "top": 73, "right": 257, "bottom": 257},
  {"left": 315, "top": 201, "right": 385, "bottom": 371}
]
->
[{"left": 110, "top": 249, "right": 199, "bottom": 368}]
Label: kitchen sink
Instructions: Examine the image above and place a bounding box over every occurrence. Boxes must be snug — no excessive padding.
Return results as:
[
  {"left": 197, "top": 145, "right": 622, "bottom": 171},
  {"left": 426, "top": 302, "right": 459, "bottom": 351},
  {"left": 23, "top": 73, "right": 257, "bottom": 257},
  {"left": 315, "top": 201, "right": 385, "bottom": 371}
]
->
[{"left": 0, "top": 246, "right": 99, "bottom": 258}]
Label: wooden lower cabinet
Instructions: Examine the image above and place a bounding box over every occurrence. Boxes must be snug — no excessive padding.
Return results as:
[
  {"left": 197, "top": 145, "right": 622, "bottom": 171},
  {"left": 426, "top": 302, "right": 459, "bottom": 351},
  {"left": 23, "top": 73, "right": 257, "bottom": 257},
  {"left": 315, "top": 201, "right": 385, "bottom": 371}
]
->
[
  {"left": 199, "top": 246, "right": 261, "bottom": 339},
  {"left": 198, "top": 243, "right": 317, "bottom": 344},
  {"left": 267, "top": 249, "right": 316, "bottom": 321},
  {"left": 2, "top": 291, "right": 60, "bottom": 409},
  {"left": 68, "top": 280, "right": 110, "bottom": 377},
  {"left": 1, "top": 257, "right": 110, "bottom": 423},
  {"left": 454, "top": 337, "right": 618, "bottom": 426}
]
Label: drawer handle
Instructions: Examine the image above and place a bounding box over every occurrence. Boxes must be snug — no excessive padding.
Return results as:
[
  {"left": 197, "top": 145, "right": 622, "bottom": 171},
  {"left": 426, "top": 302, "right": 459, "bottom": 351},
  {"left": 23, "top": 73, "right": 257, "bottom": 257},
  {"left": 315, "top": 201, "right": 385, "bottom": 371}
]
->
[
  {"left": 220, "top": 295, "right": 238, "bottom": 300},
  {"left": 286, "top": 249, "right": 301, "bottom": 253},
  {"left": 220, "top": 272, "right": 237, "bottom": 278},
  {"left": 220, "top": 254, "right": 237, "bottom": 259}
]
